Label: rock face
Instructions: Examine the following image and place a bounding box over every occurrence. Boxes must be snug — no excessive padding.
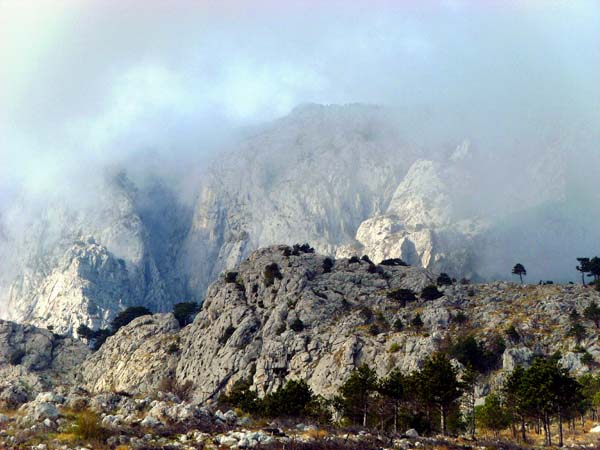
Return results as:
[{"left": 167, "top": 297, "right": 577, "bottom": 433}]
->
[
  {"left": 170, "top": 247, "right": 600, "bottom": 400},
  {"left": 7, "top": 238, "right": 131, "bottom": 335},
  {"left": 180, "top": 104, "right": 424, "bottom": 298},
  {"left": 177, "top": 245, "right": 437, "bottom": 400},
  {"left": 0, "top": 319, "right": 89, "bottom": 406},
  {"left": 2, "top": 173, "right": 191, "bottom": 334},
  {"left": 337, "top": 152, "right": 484, "bottom": 277},
  {"left": 79, "top": 313, "right": 180, "bottom": 395},
  {"left": 3, "top": 246, "right": 600, "bottom": 406},
  {"left": 1, "top": 104, "right": 593, "bottom": 333}
]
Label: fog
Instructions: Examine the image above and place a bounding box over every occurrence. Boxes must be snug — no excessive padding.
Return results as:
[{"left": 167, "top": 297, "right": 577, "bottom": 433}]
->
[{"left": 1, "top": 0, "right": 600, "bottom": 285}]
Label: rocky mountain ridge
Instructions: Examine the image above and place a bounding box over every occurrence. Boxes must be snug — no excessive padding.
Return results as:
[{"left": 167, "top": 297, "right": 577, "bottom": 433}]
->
[{"left": 4, "top": 245, "right": 598, "bottom": 405}]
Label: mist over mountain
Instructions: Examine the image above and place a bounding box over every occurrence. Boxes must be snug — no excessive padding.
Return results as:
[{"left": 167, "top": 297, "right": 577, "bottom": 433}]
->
[
  {"left": 1, "top": 102, "right": 598, "bottom": 334},
  {"left": 1, "top": 1, "right": 600, "bottom": 329}
]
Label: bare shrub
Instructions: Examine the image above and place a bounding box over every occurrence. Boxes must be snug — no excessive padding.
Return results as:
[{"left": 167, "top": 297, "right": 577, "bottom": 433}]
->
[{"left": 158, "top": 376, "right": 194, "bottom": 402}]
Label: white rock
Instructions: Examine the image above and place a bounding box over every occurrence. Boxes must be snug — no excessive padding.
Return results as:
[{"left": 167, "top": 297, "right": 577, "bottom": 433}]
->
[
  {"left": 405, "top": 428, "right": 419, "bottom": 438},
  {"left": 140, "top": 415, "right": 161, "bottom": 428},
  {"left": 32, "top": 402, "right": 59, "bottom": 420},
  {"left": 218, "top": 435, "right": 239, "bottom": 446}
]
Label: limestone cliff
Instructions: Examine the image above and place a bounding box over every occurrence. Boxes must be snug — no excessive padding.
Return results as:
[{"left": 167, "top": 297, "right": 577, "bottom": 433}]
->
[
  {"left": 3, "top": 173, "right": 191, "bottom": 334},
  {"left": 180, "top": 104, "right": 424, "bottom": 298},
  {"left": 337, "top": 150, "right": 485, "bottom": 277},
  {"left": 0, "top": 104, "right": 588, "bottom": 333}
]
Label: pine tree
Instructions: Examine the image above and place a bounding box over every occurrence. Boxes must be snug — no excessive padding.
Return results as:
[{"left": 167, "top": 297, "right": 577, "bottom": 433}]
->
[
  {"left": 589, "top": 257, "right": 600, "bottom": 283},
  {"left": 420, "top": 285, "right": 444, "bottom": 301},
  {"left": 261, "top": 380, "right": 314, "bottom": 418},
  {"left": 110, "top": 306, "right": 151, "bottom": 332},
  {"left": 502, "top": 365, "right": 529, "bottom": 442},
  {"left": 512, "top": 264, "right": 527, "bottom": 283},
  {"left": 461, "top": 365, "right": 479, "bottom": 438},
  {"left": 411, "top": 313, "right": 424, "bottom": 330},
  {"left": 567, "top": 322, "right": 586, "bottom": 344},
  {"left": 577, "top": 257, "right": 591, "bottom": 286},
  {"left": 337, "top": 364, "right": 379, "bottom": 427},
  {"left": 76, "top": 324, "right": 94, "bottom": 341},
  {"left": 476, "top": 394, "right": 511, "bottom": 438},
  {"left": 172, "top": 302, "right": 199, "bottom": 327},
  {"left": 584, "top": 301, "right": 600, "bottom": 328},
  {"left": 503, "top": 355, "right": 582, "bottom": 446},
  {"left": 436, "top": 273, "right": 453, "bottom": 287},
  {"left": 218, "top": 378, "right": 259, "bottom": 413},
  {"left": 417, "top": 353, "right": 463, "bottom": 435},
  {"left": 379, "top": 369, "right": 405, "bottom": 434},
  {"left": 388, "top": 288, "right": 417, "bottom": 307}
]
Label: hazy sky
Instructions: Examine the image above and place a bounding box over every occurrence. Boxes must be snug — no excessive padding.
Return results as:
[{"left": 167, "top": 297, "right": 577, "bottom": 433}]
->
[{"left": 1, "top": 0, "right": 599, "bottom": 204}]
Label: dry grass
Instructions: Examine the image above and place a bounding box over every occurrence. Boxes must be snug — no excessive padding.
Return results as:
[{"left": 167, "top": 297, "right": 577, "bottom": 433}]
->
[
  {"left": 303, "top": 429, "right": 329, "bottom": 440},
  {"left": 477, "top": 416, "right": 600, "bottom": 448},
  {"left": 0, "top": 407, "right": 21, "bottom": 418},
  {"left": 73, "top": 409, "right": 108, "bottom": 441},
  {"left": 52, "top": 432, "right": 78, "bottom": 444}
]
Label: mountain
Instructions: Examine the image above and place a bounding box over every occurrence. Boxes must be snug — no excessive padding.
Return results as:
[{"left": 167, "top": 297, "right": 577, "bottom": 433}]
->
[
  {"left": 1, "top": 103, "right": 594, "bottom": 332},
  {"left": 76, "top": 246, "right": 598, "bottom": 400},
  {"left": 2, "top": 173, "right": 191, "bottom": 334},
  {"left": 180, "top": 103, "right": 426, "bottom": 298}
]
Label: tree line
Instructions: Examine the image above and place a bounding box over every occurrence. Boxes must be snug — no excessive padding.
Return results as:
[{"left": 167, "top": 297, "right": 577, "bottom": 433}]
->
[
  {"left": 219, "top": 351, "right": 600, "bottom": 446},
  {"left": 511, "top": 257, "right": 600, "bottom": 286}
]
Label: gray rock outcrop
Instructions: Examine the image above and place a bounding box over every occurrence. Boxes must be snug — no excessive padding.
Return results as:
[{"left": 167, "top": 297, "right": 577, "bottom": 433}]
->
[
  {"left": 0, "top": 319, "right": 88, "bottom": 407},
  {"left": 79, "top": 313, "right": 180, "bottom": 394},
  {"left": 3, "top": 246, "right": 600, "bottom": 408},
  {"left": 177, "top": 245, "right": 437, "bottom": 400}
]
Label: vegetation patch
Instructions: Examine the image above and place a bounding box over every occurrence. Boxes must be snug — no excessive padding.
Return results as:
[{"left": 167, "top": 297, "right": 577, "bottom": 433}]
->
[{"left": 264, "top": 263, "right": 283, "bottom": 286}]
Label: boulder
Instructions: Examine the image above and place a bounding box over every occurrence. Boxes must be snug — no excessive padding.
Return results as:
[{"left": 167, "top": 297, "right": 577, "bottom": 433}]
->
[
  {"left": 80, "top": 314, "right": 180, "bottom": 395},
  {"left": 405, "top": 428, "right": 419, "bottom": 438},
  {"left": 0, "top": 384, "right": 29, "bottom": 409},
  {"left": 502, "top": 347, "right": 533, "bottom": 372},
  {"left": 140, "top": 415, "right": 162, "bottom": 428},
  {"left": 31, "top": 402, "right": 59, "bottom": 421}
]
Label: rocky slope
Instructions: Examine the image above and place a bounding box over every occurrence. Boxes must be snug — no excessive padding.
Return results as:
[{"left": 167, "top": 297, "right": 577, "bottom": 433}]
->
[
  {"left": 0, "top": 319, "right": 88, "bottom": 408},
  {"left": 69, "top": 246, "right": 600, "bottom": 402},
  {"left": 80, "top": 313, "right": 181, "bottom": 395}
]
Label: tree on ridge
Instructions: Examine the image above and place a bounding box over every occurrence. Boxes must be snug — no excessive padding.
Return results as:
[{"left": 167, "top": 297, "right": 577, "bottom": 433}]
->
[{"left": 512, "top": 264, "right": 527, "bottom": 283}]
